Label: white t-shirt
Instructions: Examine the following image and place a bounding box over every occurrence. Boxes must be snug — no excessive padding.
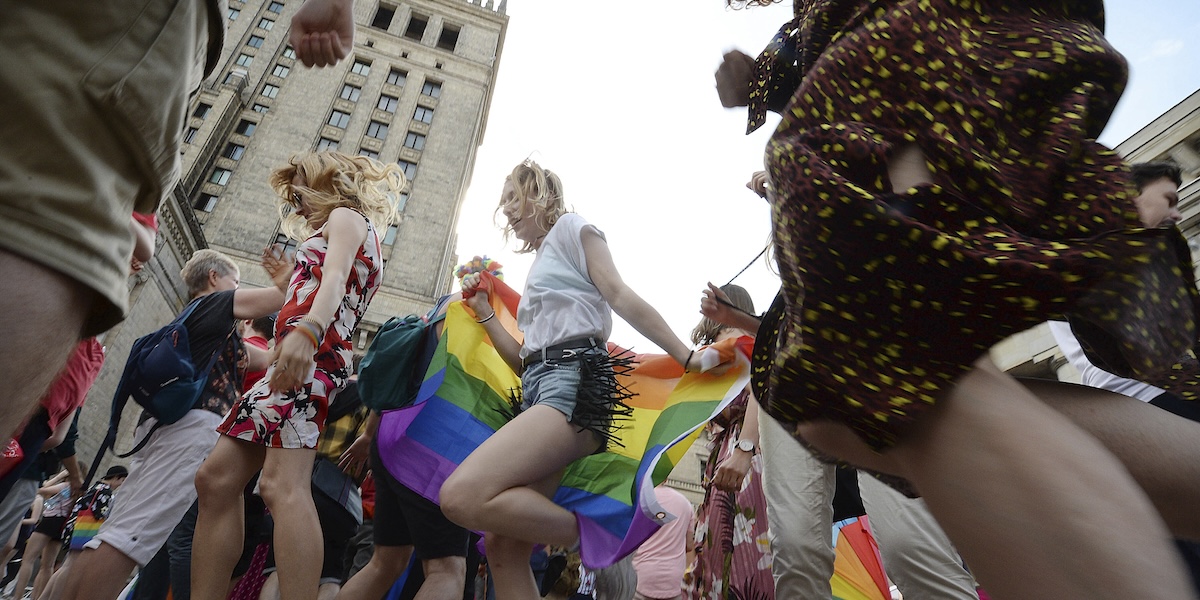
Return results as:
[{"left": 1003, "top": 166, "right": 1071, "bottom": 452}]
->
[
  {"left": 518, "top": 213, "right": 613, "bottom": 358},
  {"left": 1047, "top": 320, "right": 1163, "bottom": 402}
]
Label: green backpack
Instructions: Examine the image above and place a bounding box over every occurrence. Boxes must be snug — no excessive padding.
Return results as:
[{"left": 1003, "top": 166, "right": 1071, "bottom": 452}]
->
[{"left": 358, "top": 296, "right": 450, "bottom": 411}]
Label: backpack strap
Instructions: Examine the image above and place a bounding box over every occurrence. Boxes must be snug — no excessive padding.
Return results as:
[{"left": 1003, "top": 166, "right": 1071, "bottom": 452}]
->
[{"left": 85, "top": 298, "right": 210, "bottom": 481}]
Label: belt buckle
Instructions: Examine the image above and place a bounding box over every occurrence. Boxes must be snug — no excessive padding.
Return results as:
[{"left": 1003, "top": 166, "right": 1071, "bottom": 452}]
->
[{"left": 561, "top": 348, "right": 579, "bottom": 359}]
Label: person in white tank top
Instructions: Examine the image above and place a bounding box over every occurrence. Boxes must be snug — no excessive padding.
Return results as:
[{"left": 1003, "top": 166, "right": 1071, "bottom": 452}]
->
[{"left": 440, "top": 160, "right": 728, "bottom": 599}]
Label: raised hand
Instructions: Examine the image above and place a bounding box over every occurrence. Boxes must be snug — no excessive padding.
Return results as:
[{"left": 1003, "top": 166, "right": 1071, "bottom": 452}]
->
[
  {"left": 290, "top": 0, "right": 355, "bottom": 68},
  {"left": 715, "top": 49, "right": 756, "bottom": 108}
]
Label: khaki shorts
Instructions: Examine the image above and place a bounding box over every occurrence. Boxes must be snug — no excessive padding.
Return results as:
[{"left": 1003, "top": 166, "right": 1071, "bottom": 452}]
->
[{"left": 0, "top": 0, "right": 222, "bottom": 335}]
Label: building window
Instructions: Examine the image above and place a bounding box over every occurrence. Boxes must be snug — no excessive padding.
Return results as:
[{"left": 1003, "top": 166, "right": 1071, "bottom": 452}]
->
[
  {"left": 272, "top": 233, "right": 299, "bottom": 260},
  {"left": 194, "top": 193, "right": 219, "bottom": 212},
  {"left": 228, "top": 7, "right": 240, "bottom": 20},
  {"left": 235, "top": 119, "right": 257, "bottom": 136},
  {"left": 351, "top": 59, "right": 371, "bottom": 76},
  {"left": 366, "top": 121, "right": 389, "bottom": 140},
  {"left": 267, "top": 1, "right": 284, "bottom": 13},
  {"left": 327, "top": 110, "right": 351, "bottom": 128},
  {"left": 247, "top": 35, "right": 265, "bottom": 49},
  {"left": 209, "top": 168, "right": 232, "bottom": 186},
  {"left": 252, "top": 103, "right": 269, "bottom": 113},
  {"left": 382, "top": 224, "right": 398, "bottom": 245},
  {"left": 282, "top": 46, "right": 296, "bottom": 59},
  {"left": 261, "top": 84, "right": 280, "bottom": 99},
  {"left": 272, "top": 64, "right": 291, "bottom": 78},
  {"left": 193, "top": 103, "right": 212, "bottom": 119},
  {"left": 397, "top": 159, "right": 417, "bottom": 180},
  {"left": 377, "top": 95, "right": 399, "bottom": 113},
  {"left": 421, "top": 80, "right": 442, "bottom": 98},
  {"left": 223, "top": 72, "right": 240, "bottom": 85},
  {"left": 317, "top": 137, "right": 340, "bottom": 151},
  {"left": 222, "top": 143, "right": 246, "bottom": 160},
  {"left": 236, "top": 53, "right": 254, "bottom": 67},
  {"left": 403, "top": 131, "right": 425, "bottom": 151},
  {"left": 403, "top": 14, "right": 428, "bottom": 41},
  {"left": 413, "top": 106, "right": 433, "bottom": 124},
  {"left": 340, "top": 84, "right": 361, "bottom": 102},
  {"left": 358, "top": 148, "right": 380, "bottom": 159},
  {"left": 436, "top": 25, "right": 460, "bottom": 51},
  {"left": 257, "top": 17, "right": 274, "bottom": 30},
  {"left": 184, "top": 127, "right": 199, "bottom": 144},
  {"left": 396, "top": 192, "right": 409, "bottom": 212},
  {"left": 386, "top": 68, "right": 407, "bottom": 86},
  {"left": 371, "top": 5, "right": 395, "bottom": 29}
]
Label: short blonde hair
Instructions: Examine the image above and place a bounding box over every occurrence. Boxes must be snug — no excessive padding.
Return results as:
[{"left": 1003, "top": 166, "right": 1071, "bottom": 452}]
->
[
  {"left": 499, "top": 160, "right": 567, "bottom": 254},
  {"left": 180, "top": 249, "right": 239, "bottom": 298},
  {"left": 270, "top": 151, "right": 404, "bottom": 240}
]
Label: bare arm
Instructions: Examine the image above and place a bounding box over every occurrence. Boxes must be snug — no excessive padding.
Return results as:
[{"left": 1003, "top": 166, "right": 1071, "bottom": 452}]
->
[
  {"left": 270, "top": 207, "right": 367, "bottom": 392},
  {"left": 461, "top": 276, "right": 523, "bottom": 374},
  {"left": 700, "top": 282, "right": 761, "bottom": 333},
  {"left": 130, "top": 216, "right": 156, "bottom": 263},
  {"left": 339, "top": 409, "right": 379, "bottom": 475},
  {"left": 245, "top": 342, "right": 272, "bottom": 372},
  {"left": 581, "top": 227, "right": 691, "bottom": 367}
]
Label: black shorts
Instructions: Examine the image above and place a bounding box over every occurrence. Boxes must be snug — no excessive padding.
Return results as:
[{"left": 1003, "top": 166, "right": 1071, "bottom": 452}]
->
[
  {"left": 34, "top": 515, "right": 68, "bottom": 540},
  {"left": 371, "top": 442, "right": 469, "bottom": 559}
]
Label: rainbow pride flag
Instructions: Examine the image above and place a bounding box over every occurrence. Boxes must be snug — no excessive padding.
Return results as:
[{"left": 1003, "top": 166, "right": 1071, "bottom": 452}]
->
[{"left": 376, "top": 275, "right": 750, "bottom": 568}]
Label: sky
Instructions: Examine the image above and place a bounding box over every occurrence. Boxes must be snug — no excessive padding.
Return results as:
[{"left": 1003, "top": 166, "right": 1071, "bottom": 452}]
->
[{"left": 452, "top": 0, "right": 1200, "bottom": 354}]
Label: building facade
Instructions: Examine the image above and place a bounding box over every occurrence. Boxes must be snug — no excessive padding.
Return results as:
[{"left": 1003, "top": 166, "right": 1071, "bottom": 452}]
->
[{"left": 76, "top": 0, "right": 508, "bottom": 464}]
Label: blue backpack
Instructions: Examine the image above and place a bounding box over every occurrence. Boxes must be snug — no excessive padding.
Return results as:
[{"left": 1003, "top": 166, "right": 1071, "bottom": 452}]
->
[
  {"left": 358, "top": 296, "right": 450, "bottom": 411},
  {"left": 88, "top": 298, "right": 230, "bottom": 478}
]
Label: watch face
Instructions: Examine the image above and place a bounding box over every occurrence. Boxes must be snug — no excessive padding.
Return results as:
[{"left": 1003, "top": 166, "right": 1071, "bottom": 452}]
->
[{"left": 736, "top": 440, "right": 754, "bottom": 452}]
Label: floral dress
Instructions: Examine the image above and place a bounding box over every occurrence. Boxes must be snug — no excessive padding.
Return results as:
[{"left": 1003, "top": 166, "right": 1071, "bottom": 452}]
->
[
  {"left": 218, "top": 214, "right": 383, "bottom": 449},
  {"left": 751, "top": 0, "right": 1200, "bottom": 449},
  {"left": 687, "top": 390, "right": 774, "bottom": 600}
]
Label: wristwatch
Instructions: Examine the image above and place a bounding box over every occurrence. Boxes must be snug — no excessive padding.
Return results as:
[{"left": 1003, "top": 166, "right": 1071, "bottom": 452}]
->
[{"left": 735, "top": 439, "right": 756, "bottom": 454}]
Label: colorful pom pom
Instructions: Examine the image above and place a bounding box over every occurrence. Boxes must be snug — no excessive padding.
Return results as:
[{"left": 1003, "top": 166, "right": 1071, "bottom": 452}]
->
[{"left": 455, "top": 255, "right": 504, "bottom": 283}]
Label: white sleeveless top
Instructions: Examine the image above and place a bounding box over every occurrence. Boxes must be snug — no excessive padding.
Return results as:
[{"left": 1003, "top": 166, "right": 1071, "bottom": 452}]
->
[{"left": 517, "top": 213, "right": 612, "bottom": 358}]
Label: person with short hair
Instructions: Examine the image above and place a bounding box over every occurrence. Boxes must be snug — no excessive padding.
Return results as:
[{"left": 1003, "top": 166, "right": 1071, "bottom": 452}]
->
[{"left": 55, "top": 249, "right": 288, "bottom": 600}]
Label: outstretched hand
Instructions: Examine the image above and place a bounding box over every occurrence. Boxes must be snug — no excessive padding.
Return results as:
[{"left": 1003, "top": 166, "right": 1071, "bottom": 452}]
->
[
  {"left": 290, "top": 0, "right": 355, "bottom": 68},
  {"left": 262, "top": 245, "right": 295, "bottom": 292},
  {"left": 746, "top": 171, "right": 770, "bottom": 199},
  {"left": 715, "top": 49, "right": 756, "bottom": 108}
]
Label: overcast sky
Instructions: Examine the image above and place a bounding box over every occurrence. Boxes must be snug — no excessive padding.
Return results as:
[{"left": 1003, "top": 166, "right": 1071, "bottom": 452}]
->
[{"left": 453, "top": 0, "right": 1200, "bottom": 353}]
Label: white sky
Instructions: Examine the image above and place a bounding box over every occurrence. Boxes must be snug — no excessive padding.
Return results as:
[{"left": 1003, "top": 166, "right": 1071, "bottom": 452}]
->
[{"left": 453, "top": 0, "right": 1200, "bottom": 353}]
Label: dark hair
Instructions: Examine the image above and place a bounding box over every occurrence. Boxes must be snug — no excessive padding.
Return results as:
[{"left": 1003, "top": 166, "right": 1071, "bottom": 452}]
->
[
  {"left": 691, "top": 284, "right": 756, "bottom": 345},
  {"left": 249, "top": 315, "right": 276, "bottom": 341},
  {"left": 1131, "top": 161, "right": 1182, "bottom": 191}
]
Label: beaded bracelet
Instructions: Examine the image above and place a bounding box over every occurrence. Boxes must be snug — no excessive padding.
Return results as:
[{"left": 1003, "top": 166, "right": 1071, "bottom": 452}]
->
[{"left": 294, "top": 324, "right": 321, "bottom": 348}]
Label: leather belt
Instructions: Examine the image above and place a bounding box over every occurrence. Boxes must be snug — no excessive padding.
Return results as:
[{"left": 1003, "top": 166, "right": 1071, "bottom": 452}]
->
[{"left": 521, "top": 337, "right": 603, "bottom": 368}]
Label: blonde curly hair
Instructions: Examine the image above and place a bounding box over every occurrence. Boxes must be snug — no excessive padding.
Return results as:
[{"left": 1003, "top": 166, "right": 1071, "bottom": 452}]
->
[
  {"left": 270, "top": 151, "right": 404, "bottom": 240},
  {"left": 497, "top": 159, "right": 568, "bottom": 254}
]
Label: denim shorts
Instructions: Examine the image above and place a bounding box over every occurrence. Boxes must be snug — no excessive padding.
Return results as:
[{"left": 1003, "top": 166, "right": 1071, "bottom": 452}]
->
[{"left": 521, "top": 348, "right": 594, "bottom": 420}]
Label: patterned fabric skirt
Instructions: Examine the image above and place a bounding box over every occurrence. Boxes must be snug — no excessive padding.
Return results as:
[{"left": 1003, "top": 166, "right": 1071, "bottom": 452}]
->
[
  {"left": 755, "top": 0, "right": 1200, "bottom": 449},
  {"left": 687, "top": 420, "right": 774, "bottom": 600},
  {"left": 217, "top": 362, "right": 337, "bottom": 449}
]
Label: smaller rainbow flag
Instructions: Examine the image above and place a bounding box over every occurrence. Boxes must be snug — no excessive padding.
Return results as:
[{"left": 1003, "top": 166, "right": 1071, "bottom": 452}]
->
[
  {"left": 377, "top": 274, "right": 750, "bottom": 568},
  {"left": 831, "top": 515, "right": 890, "bottom": 600}
]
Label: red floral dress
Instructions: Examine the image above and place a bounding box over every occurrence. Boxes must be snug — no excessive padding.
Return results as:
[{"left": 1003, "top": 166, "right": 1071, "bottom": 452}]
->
[{"left": 218, "top": 214, "right": 383, "bottom": 449}]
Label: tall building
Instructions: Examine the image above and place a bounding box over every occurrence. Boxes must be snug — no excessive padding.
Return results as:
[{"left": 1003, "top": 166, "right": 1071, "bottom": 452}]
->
[{"left": 76, "top": 0, "right": 509, "bottom": 462}]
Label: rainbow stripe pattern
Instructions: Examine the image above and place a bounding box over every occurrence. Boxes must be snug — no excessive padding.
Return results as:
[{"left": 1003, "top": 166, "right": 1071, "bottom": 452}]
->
[{"left": 376, "top": 275, "right": 750, "bottom": 568}]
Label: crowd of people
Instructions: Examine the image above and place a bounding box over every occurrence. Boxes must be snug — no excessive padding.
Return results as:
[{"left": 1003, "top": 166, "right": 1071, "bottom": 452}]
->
[{"left": 2, "top": 0, "right": 1200, "bottom": 599}]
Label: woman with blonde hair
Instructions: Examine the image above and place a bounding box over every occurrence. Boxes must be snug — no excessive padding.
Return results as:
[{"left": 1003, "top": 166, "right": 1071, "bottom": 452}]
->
[
  {"left": 440, "top": 159, "right": 727, "bottom": 599},
  {"left": 190, "top": 151, "right": 402, "bottom": 600}
]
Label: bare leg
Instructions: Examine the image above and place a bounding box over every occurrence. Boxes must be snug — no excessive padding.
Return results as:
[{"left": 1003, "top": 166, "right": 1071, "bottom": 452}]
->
[
  {"left": 191, "top": 437, "right": 265, "bottom": 600},
  {"left": 259, "top": 446, "right": 321, "bottom": 600},
  {"left": 335, "top": 545, "right": 413, "bottom": 600},
  {"left": 31, "top": 540, "right": 58, "bottom": 599},
  {"left": 483, "top": 533, "right": 539, "bottom": 600},
  {"left": 0, "top": 251, "right": 90, "bottom": 440},
  {"left": 13, "top": 532, "right": 50, "bottom": 599},
  {"left": 417, "top": 556, "right": 466, "bottom": 600},
  {"left": 39, "top": 552, "right": 73, "bottom": 600},
  {"left": 799, "top": 357, "right": 1196, "bottom": 600},
  {"left": 1021, "top": 378, "right": 1200, "bottom": 538},
  {"left": 55, "top": 542, "right": 138, "bottom": 600},
  {"left": 440, "top": 405, "right": 599, "bottom": 546}
]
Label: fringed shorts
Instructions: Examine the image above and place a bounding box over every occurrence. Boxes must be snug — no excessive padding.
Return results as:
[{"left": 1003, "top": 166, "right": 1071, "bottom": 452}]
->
[{"left": 520, "top": 345, "right": 633, "bottom": 452}]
